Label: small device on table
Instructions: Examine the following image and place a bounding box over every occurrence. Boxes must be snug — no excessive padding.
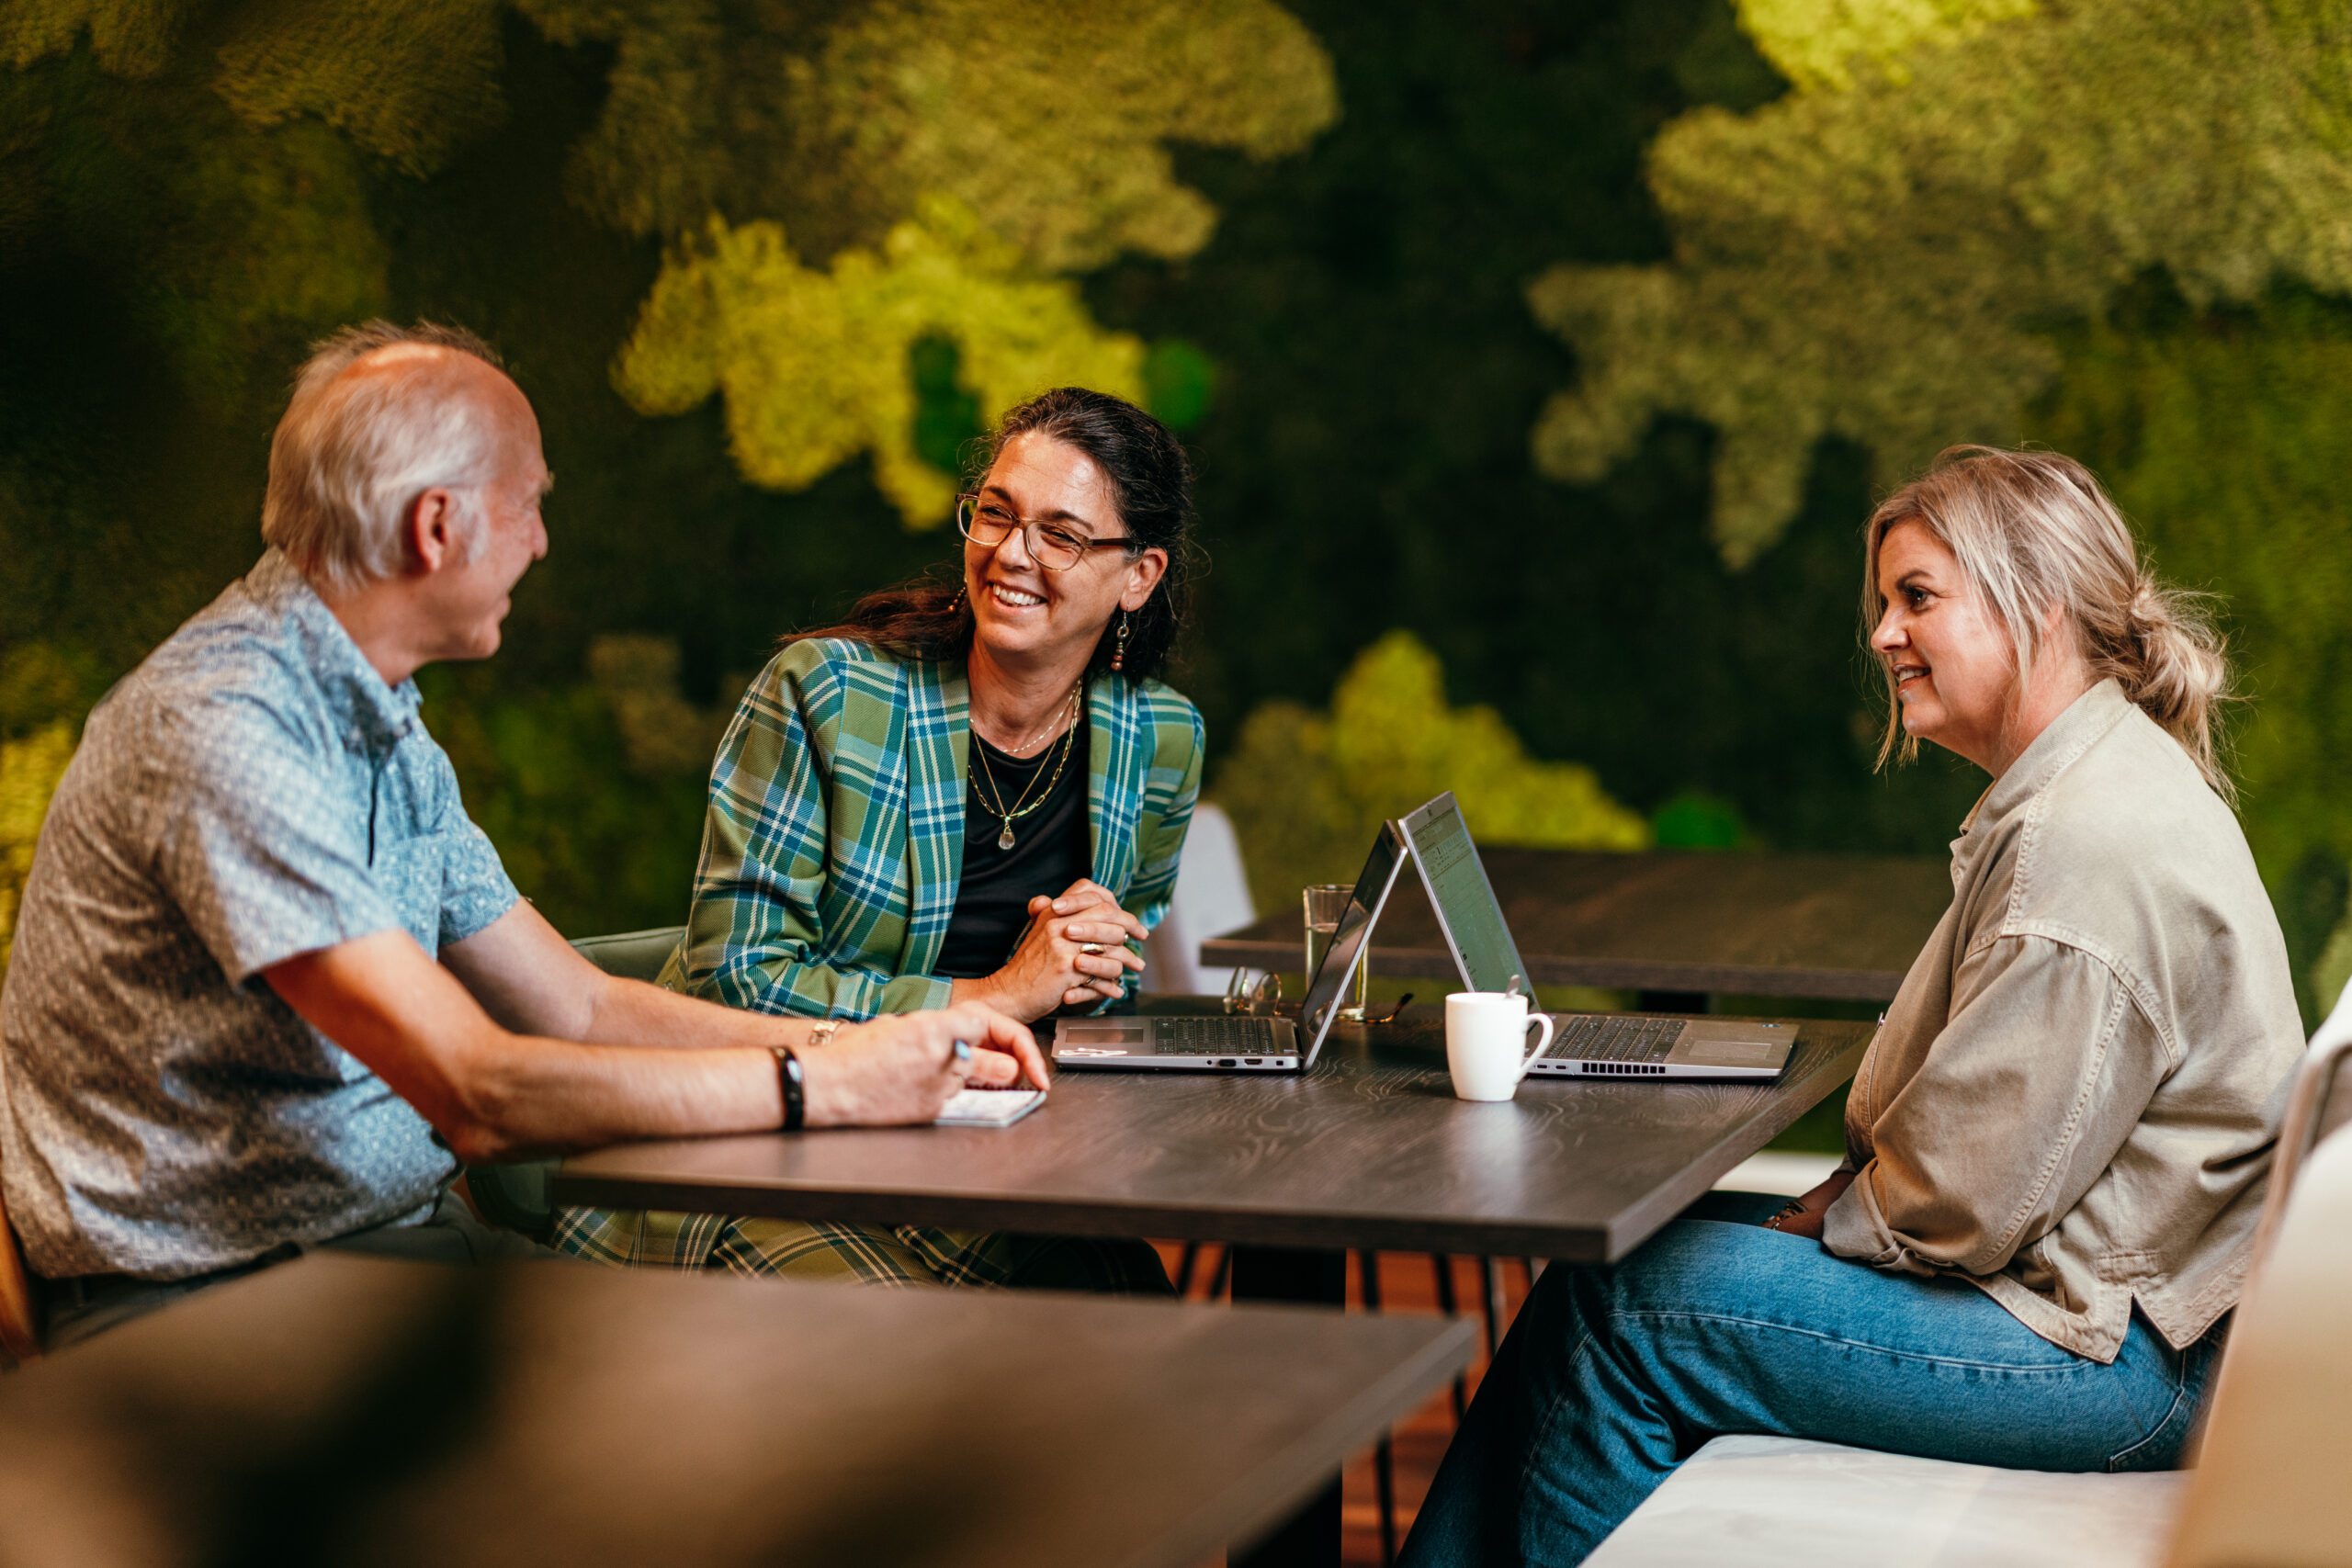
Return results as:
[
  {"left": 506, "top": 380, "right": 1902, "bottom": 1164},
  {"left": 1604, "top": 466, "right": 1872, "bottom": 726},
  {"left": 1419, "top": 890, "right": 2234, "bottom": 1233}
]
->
[{"left": 934, "top": 1088, "right": 1046, "bottom": 1126}]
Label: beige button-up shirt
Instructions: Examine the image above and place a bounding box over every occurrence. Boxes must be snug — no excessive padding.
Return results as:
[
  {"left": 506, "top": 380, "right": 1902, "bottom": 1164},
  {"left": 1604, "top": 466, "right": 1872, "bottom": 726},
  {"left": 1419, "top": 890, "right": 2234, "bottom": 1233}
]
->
[{"left": 1822, "top": 680, "right": 2304, "bottom": 1362}]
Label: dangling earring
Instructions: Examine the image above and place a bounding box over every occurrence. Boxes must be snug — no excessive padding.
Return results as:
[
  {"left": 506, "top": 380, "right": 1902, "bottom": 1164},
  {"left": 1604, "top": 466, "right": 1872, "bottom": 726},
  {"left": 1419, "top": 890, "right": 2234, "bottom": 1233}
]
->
[
  {"left": 951, "top": 585, "right": 967, "bottom": 613},
  {"left": 1111, "top": 610, "right": 1131, "bottom": 672}
]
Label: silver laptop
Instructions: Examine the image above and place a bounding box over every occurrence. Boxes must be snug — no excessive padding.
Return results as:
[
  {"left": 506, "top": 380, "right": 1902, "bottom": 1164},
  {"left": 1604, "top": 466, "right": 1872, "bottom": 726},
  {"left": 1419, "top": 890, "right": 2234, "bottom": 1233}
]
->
[
  {"left": 1051, "top": 823, "right": 1409, "bottom": 1072},
  {"left": 1396, "top": 793, "right": 1795, "bottom": 1080}
]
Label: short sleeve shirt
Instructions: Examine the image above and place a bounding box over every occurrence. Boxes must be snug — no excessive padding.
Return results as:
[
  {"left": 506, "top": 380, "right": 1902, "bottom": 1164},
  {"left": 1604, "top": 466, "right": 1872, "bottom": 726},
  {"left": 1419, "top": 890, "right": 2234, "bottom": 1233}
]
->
[{"left": 0, "top": 550, "right": 519, "bottom": 1279}]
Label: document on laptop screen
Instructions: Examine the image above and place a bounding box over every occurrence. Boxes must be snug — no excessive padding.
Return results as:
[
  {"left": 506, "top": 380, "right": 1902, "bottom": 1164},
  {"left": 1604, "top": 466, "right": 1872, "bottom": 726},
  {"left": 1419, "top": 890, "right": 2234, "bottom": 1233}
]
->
[{"left": 1405, "top": 796, "right": 1530, "bottom": 994}]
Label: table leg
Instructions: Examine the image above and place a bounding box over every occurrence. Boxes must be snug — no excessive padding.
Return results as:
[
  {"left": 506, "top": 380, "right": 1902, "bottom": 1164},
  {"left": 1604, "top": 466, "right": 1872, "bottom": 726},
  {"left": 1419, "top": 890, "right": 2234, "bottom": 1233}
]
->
[{"left": 1230, "top": 1247, "right": 1347, "bottom": 1568}]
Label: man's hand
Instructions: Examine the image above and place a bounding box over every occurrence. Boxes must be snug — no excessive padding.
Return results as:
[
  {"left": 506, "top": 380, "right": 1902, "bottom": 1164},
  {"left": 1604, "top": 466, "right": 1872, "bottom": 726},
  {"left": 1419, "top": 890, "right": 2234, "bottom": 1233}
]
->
[
  {"left": 1762, "top": 1169, "right": 1857, "bottom": 1241},
  {"left": 265, "top": 917, "right": 1052, "bottom": 1159},
  {"left": 953, "top": 879, "right": 1148, "bottom": 1020},
  {"left": 801, "top": 1003, "right": 1048, "bottom": 1126}
]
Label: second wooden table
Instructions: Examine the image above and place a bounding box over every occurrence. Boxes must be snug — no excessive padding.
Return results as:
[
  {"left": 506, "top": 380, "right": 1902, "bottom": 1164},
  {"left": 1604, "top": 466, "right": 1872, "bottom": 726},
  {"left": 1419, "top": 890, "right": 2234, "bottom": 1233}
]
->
[{"left": 1199, "top": 847, "right": 1950, "bottom": 1004}]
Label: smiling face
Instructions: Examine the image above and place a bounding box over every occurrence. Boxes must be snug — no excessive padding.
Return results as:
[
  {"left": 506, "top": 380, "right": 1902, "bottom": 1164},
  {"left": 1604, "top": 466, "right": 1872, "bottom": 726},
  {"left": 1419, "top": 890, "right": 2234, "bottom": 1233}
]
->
[
  {"left": 1869, "top": 519, "right": 2023, "bottom": 773},
  {"left": 963, "top": 432, "right": 1165, "bottom": 672}
]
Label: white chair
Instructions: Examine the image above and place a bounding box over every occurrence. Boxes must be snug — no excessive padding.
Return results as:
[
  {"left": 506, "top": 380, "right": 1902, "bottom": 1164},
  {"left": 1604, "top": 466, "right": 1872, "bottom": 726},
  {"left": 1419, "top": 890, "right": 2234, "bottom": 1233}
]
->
[
  {"left": 2164, "top": 1033, "right": 2352, "bottom": 1568},
  {"left": 1587, "top": 1027, "right": 2352, "bottom": 1568},
  {"left": 2309, "top": 963, "right": 2352, "bottom": 1056},
  {"left": 1139, "top": 803, "right": 1256, "bottom": 997}
]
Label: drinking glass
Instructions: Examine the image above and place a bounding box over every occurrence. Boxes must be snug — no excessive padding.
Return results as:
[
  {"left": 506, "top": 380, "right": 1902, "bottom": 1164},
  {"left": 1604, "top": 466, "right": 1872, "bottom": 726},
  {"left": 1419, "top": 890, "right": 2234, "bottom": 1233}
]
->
[
  {"left": 1223, "top": 968, "right": 1281, "bottom": 1015},
  {"left": 1303, "top": 884, "right": 1370, "bottom": 1022}
]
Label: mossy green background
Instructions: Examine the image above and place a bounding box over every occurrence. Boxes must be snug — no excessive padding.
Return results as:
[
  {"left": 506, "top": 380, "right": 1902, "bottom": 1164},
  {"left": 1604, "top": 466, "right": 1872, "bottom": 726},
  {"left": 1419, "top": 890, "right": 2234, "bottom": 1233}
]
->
[{"left": 4, "top": 0, "right": 2347, "bottom": 1040}]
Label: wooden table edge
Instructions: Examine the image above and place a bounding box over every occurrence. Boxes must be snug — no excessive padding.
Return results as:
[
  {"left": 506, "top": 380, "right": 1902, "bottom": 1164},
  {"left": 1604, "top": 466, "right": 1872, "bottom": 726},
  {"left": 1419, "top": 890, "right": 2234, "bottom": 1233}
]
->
[
  {"left": 552, "top": 1024, "right": 1873, "bottom": 1264},
  {"left": 547, "top": 1169, "right": 1634, "bottom": 1259},
  {"left": 1604, "top": 1028, "right": 1872, "bottom": 1255}
]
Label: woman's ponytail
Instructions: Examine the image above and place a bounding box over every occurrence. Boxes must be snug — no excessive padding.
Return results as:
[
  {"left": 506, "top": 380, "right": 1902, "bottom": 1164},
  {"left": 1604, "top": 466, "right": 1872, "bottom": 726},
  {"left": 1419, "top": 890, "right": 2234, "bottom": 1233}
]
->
[{"left": 2107, "top": 579, "right": 2232, "bottom": 795}]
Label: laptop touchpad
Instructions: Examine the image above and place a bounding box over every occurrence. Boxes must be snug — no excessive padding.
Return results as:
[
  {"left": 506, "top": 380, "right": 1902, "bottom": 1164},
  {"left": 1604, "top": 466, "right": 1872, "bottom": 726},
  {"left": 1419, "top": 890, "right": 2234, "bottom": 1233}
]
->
[
  {"left": 1679, "top": 1039, "right": 1783, "bottom": 1068},
  {"left": 1058, "top": 1021, "right": 1149, "bottom": 1045}
]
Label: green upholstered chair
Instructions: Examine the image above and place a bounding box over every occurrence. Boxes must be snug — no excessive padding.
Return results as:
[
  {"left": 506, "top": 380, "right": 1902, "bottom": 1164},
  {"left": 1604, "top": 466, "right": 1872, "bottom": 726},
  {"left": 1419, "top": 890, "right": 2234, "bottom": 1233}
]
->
[
  {"left": 462, "top": 926, "right": 687, "bottom": 1242},
  {"left": 568, "top": 926, "right": 688, "bottom": 984}
]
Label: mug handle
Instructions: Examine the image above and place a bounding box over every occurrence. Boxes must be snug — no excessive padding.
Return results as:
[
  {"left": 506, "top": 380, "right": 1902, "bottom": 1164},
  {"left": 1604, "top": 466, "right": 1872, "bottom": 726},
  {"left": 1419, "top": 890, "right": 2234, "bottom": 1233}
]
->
[{"left": 1516, "top": 1012, "right": 1555, "bottom": 1081}]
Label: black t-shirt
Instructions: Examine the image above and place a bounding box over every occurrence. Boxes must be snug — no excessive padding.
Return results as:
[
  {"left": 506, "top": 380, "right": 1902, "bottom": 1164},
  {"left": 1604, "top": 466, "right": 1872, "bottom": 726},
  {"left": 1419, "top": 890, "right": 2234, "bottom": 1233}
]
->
[{"left": 933, "top": 716, "right": 1093, "bottom": 980}]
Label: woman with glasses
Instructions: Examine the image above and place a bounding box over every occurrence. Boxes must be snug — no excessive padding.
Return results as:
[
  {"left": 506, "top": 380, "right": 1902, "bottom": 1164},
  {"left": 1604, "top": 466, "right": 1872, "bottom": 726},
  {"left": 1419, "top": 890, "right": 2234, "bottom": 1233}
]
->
[{"left": 548, "top": 387, "right": 1200, "bottom": 1292}]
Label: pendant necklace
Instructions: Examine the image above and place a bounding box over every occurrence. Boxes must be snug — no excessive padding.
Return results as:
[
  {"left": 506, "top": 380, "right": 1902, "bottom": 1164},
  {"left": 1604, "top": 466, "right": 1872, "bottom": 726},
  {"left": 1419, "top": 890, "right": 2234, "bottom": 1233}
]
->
[{"left": 973, "top": 684, "right": 1081, "bottom": 851}]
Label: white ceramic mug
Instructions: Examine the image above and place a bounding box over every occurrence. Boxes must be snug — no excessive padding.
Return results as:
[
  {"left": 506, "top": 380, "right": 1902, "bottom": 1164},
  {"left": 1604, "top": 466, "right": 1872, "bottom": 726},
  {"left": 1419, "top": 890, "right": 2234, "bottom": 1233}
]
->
[{"left": 1444, "top": 992, "right": 1556, "bottom": 1102}]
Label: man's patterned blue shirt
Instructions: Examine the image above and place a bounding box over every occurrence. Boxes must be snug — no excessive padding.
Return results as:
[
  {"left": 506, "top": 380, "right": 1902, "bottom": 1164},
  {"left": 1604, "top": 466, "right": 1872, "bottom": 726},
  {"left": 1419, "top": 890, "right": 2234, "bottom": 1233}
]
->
[{"left": 0, "top": 550, "right": 518, "bottom": 1279}]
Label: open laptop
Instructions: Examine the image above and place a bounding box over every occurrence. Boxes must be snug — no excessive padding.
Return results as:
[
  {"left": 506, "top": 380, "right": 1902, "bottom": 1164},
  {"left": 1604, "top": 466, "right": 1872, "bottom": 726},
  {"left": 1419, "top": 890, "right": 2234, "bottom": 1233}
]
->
[
  {"left": 1396, "top": 793, "right": 1795, "bottom": 1080},
  {"left": 1051, "top": 822, "right": 1409, "bottom": 1073}
]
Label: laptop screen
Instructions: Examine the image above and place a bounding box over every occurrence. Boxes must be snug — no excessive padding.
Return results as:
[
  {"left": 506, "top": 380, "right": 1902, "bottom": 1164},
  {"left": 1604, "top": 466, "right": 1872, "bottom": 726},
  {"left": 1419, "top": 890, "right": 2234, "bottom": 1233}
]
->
[
  {"left": 1400, "top": 793, "right": 1531, "bottom": 995},
  {"left": 1295, "top": 824, "right": 1407, "bottom": 1061}
]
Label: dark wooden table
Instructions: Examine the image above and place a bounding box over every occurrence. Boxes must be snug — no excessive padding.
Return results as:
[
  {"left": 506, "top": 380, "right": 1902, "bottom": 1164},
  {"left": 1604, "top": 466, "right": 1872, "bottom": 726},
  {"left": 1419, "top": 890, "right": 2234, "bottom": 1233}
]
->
[
  {"left": 554, "top": 1002, "right": 1875, "bottom": 1264},
  {"left": 0, "top": 1252, "right": 1473, "bottom": 1568},
  {"left": 552, "top": 999, "right": 1871, "bottom": 1566},
  {"left": 1200, "top": 847, "right": 1951, "bottom": 1004}
]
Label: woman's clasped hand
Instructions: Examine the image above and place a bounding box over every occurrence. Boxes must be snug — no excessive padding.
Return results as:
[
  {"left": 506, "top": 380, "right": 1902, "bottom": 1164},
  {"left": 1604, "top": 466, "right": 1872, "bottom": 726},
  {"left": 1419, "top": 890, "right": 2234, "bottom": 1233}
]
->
[
  {"left": 1761, "top": 1169, "right": 1857, "bottom": 1240},
  {"left": 955, "top": 878, "right": 1148, "bottom": 1017}
]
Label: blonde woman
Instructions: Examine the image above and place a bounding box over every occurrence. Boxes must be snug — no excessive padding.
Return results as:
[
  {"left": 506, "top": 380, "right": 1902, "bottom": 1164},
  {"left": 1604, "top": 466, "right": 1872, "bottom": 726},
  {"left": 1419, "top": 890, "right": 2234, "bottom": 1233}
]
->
[{"left": 1401, "top": 448, "right": 2306, "bottom": 1567}]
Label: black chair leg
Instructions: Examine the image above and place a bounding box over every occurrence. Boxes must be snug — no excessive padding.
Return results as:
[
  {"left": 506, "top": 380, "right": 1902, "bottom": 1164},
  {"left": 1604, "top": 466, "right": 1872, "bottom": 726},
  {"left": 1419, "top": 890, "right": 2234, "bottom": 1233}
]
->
[
  {"left": 1373, "top": 1435, "right": 1398, "bottom": 1562},
  {"left": 1431, "top": 1253, "right": 1466, "bottom": 1420},
  {"left": 1207, "top": 1244, "right": 1233, "bottom": 1302},
  {"left": 1479, "top": 1255, "right": 1503, "bottom": 1357},
  {"left": 1173, "top": 1241, "right": 1202, "bottom": 1297},
  {"left": 1359, "top": 1250, "right": 1398, "bottom": 1567}
]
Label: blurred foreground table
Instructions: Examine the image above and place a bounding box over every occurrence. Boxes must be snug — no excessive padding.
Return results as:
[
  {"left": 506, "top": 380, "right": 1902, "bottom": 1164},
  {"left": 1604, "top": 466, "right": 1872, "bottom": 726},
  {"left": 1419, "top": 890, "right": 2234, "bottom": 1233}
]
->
[
  {"left": 555, "top": 1000, "right": 1873, "bottom": 1567},
  {"left": 0, "top": 1253, "right": 1473, "bottom": 1568},
  {"left": 1199, "top": 847, "right": 1950, "bottom": 1006}
]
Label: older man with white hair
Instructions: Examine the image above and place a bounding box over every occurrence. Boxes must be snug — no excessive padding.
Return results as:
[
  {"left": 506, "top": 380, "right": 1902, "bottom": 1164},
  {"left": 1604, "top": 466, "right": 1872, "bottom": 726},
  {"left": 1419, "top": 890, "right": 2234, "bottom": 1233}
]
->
[{"left": 0, "top": 322, "right": 1046, "bottom": 1346}]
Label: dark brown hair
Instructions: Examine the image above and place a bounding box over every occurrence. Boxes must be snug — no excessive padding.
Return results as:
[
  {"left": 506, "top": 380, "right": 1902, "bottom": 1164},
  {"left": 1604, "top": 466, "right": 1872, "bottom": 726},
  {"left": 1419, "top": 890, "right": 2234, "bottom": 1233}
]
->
[{"left": 791, "top": 387, "right": 1196, "bottom": 682}]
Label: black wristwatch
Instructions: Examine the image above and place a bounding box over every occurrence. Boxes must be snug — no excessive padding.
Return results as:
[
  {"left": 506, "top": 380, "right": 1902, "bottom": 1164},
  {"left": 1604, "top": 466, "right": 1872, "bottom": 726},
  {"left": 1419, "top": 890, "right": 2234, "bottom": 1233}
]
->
[{"left": 770, "top": 1045, "right": 806, "bottom": 1132}]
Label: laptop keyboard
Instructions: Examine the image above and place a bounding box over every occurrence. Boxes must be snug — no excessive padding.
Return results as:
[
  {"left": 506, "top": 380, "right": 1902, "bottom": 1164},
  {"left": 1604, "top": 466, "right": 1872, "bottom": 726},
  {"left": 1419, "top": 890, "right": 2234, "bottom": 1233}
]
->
[
  {"left": 1544, "top": 1015, "right": 1682, "bottom": 1064},
  {"left": 1151, "top": 1017, "right": 1282, "bottom": 1054}
]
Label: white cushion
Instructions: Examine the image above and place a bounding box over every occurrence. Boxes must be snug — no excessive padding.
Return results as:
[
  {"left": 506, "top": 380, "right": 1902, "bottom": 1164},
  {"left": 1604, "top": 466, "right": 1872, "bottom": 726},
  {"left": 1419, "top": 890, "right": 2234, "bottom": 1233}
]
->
[
  {"left": 1585, "top": 1434, "right": 2183, "bottom": 1568},
  {"left": 1713, "top": 1152, "right": 1841, "bottom": 1196},
  {"left": 2163, "top": 1125, "right": 2352, "bottom": 1568}
]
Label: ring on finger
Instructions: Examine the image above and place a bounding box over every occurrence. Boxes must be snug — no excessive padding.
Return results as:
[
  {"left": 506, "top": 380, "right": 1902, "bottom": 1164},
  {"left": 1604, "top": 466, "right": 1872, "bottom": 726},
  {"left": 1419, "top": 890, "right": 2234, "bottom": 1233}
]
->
[{"left": 1079, "top": 942, "right": 1104, "bottom": 956}]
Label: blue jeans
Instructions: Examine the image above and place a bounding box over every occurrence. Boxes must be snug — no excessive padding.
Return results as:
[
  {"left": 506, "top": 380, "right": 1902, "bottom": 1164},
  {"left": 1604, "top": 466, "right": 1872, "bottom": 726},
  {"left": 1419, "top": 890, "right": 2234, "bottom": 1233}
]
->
[{"left": 1399, "top": 1192, "right": 2224, "bottom": 1568}]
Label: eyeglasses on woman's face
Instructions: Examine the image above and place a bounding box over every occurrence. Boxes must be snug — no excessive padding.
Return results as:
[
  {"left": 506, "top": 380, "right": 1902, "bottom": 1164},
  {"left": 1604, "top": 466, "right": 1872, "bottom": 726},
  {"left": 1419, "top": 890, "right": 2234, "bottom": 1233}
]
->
[{"left": 957, "top": 494, "right": 1133, "bottom": 572}]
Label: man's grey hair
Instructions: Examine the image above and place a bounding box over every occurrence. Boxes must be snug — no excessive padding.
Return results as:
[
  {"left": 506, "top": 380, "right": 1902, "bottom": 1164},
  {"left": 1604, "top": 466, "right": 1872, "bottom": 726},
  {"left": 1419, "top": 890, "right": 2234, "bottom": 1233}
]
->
[{"left": 261, "top": 321, "right": 508, "bottom": 593}]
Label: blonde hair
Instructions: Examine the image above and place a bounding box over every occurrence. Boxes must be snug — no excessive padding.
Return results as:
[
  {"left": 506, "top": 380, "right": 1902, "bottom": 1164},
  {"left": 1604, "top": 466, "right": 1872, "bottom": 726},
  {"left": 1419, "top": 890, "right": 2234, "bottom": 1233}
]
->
[{"left": 1862, "top": 446, "right": 2233, "bottom": 797}]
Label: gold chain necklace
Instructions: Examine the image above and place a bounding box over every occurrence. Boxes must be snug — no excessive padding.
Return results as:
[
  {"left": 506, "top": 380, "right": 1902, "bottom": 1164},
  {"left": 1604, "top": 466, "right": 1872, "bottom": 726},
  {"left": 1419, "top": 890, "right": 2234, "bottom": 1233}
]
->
[
  {"left": 990, "top": 681, "right": 1082, "bottom": 757},
  {"left": 972, "top": 686, "right": 1082, "bottom": 851}
]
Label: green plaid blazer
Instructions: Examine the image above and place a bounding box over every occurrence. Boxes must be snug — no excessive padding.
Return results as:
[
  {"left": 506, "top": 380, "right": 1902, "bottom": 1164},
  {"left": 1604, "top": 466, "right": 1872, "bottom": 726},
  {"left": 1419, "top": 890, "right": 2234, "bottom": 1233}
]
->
[{"left": 659, "top": 637, "right": 1204, "bottom": 1020}]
